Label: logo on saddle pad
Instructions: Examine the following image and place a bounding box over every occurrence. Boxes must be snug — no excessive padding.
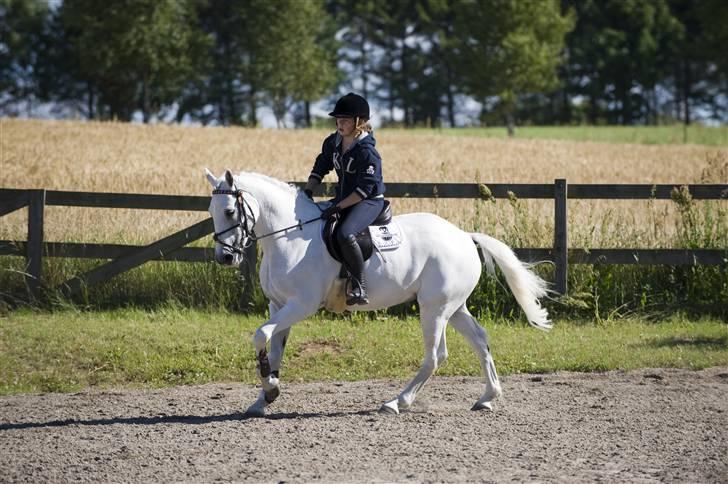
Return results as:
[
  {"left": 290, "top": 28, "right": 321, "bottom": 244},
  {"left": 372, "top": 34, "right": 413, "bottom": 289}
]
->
[{"left": 369, "top": 223, "right": 402, "bottom": 250}]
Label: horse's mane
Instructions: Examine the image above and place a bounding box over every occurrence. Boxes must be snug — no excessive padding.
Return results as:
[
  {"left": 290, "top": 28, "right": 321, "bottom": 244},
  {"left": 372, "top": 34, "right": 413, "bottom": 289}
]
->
[{"left": 236, "top": 171, "right": 299, "bottom": 195}]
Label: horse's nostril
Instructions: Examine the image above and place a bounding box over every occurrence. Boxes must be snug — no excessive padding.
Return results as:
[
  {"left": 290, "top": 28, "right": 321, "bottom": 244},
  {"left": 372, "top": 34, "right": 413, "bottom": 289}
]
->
[{"left": 223, "top": 253, "right": 234, "bottom": 264}]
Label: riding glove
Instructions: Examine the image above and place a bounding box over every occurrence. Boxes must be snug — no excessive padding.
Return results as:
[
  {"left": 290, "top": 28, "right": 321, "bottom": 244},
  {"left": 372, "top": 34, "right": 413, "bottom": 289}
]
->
[{"left": 320, "top": 204, "right": 341, "bottom": 220}]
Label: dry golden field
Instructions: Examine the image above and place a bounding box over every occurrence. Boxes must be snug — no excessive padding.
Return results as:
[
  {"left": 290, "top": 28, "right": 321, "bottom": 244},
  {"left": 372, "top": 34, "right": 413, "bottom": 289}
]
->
[{"left": 1, "top": 118, "right": 726, "bottom": 249}]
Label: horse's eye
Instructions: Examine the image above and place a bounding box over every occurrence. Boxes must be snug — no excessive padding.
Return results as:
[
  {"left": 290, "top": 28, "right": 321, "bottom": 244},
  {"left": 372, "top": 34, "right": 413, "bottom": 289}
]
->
[{"left": 224, "top": 208, "right": 236, "bottom": 217}]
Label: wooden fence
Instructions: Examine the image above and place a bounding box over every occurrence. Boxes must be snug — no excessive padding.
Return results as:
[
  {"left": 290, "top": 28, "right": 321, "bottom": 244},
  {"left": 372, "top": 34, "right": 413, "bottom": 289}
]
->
[{"left": 1, "top": 180, "right": 726, "bottom": 301}]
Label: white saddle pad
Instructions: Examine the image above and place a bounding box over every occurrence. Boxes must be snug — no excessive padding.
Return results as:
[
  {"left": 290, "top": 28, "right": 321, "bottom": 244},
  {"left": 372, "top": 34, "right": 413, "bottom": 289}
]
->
[{"left": 368, "top": 221, "right": 403, "bottom": 251}]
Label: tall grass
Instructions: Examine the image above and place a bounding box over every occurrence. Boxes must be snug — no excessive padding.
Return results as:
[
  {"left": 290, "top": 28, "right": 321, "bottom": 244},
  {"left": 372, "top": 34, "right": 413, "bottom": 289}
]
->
[
  {"left": 412, "top": 124, "right": 728, "bottom": 146},
  {"left": 1, "top": 119, "right": 726, "bottom": 318}
]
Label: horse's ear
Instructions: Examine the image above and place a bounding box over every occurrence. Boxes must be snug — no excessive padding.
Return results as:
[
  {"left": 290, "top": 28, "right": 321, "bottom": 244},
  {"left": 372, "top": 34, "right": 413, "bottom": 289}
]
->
[
  {"left": 225, "top": 170, "right": 235, "bottom": 188},
  {"left": 205, "top": 168, "right": 218, "bottom": 188}
]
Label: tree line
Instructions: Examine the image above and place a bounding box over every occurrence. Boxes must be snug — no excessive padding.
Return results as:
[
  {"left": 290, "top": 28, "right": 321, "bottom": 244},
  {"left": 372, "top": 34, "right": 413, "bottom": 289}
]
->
[{"left": 1, "top": 0, "right": 726, "bottom": 129}]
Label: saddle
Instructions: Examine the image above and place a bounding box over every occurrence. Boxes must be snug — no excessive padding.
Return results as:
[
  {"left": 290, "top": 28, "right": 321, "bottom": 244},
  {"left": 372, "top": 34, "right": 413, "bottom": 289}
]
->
[{"left": 323, "top": 200, "right": 393, "bottom": 268}]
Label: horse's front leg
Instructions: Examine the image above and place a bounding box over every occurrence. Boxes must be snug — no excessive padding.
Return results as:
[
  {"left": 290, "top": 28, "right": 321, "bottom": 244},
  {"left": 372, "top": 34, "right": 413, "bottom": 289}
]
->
[
  {"left": 246, "top": 299, "right": 316, "bottom": 417},
  {"left": 246, "top": 301, "right": 289, "bottom": 415},
  {"left": 246, "top": 329, "right": 290, "bottom": 416}
]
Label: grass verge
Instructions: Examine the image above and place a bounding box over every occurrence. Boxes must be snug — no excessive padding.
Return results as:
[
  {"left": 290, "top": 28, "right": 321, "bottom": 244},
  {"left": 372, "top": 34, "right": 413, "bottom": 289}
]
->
[{"left": 1, "top": 307, "right": 726, "bottom": 396}]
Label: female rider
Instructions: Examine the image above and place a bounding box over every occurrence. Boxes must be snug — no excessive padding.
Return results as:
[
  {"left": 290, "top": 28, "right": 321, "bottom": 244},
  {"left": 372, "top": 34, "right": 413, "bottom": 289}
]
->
[{"left": 304, "top": 93, "right": 385, "bottom": 305}]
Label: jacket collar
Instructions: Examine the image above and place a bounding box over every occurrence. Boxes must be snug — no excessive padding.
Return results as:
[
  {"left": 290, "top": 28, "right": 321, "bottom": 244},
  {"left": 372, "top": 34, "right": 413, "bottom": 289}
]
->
[{"left": 335, "top": 131, "right": 369, "bottom": 153}]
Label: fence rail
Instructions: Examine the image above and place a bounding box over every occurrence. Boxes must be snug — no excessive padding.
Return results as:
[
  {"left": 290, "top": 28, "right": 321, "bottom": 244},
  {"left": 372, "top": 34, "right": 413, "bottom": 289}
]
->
[
  {"left": 1, "top": 181, "right": 726, "bottom": 301},
  {"left": 2, "top": 183, "right": 726, "bottom": 209}
]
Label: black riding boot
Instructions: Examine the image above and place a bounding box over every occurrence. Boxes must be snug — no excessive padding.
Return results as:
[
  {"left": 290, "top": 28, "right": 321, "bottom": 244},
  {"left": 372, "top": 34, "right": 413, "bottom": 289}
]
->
[{"left": 340, "top": 234, "right": 369, "bottom": 305}]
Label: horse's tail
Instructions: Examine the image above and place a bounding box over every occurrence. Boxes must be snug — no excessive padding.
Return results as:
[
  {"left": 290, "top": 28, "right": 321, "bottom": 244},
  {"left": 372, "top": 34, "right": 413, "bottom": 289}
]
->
[{"left": 470, "top": 233, "right": 552, "bottom": 331}]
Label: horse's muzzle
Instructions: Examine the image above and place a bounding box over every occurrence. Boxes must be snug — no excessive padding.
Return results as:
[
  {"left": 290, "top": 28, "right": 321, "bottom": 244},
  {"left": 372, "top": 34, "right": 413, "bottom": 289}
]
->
[{"left": 215, "top": 247, "right": 239, "bottom": 266}]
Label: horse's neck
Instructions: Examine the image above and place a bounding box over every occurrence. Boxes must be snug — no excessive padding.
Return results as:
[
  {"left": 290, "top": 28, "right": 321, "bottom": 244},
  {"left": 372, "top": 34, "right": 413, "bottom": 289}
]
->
[{"left": 238, "top": 175, "right": 319, "bottom": 238}]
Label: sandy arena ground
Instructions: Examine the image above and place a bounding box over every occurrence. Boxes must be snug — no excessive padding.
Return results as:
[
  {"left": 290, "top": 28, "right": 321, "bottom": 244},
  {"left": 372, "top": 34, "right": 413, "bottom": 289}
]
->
[{"left": 1, "top": 367, "right": 727, "bottom": 483}]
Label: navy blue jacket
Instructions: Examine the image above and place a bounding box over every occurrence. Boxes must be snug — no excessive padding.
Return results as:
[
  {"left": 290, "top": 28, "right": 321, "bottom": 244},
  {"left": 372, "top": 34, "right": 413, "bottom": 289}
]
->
[{"left": 309, "top": 132, "right": 385, "bottom": 202}]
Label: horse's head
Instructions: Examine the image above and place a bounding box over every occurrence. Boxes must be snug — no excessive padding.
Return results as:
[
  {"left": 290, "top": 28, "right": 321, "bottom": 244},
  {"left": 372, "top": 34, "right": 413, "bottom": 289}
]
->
[{"left": 205, "top": 168, "right": 259, "bottom": 266}]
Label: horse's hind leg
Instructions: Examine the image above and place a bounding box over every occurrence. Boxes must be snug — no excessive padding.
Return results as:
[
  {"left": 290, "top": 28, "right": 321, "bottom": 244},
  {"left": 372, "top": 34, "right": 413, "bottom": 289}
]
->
[
  {"left": 436, "top": 326, "right": 448, "bottom": 367},
  {"left": 449, "top": 305, "right": 502, "bottom": 411},
  {"left": 380, "top": 301, "right": 457, "bottom": 415}
]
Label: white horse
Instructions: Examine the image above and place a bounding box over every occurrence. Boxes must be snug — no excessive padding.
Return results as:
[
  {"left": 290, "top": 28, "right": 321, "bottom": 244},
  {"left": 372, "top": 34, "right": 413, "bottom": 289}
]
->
[{"left": 205, "top": 169, "right": 551, "bottom": 416}]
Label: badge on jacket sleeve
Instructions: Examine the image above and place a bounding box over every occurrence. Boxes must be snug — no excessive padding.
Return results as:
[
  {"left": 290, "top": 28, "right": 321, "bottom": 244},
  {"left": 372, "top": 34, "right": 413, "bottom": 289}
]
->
[{"left": 366, "top": 165, "right": 375, "bottom": 175}]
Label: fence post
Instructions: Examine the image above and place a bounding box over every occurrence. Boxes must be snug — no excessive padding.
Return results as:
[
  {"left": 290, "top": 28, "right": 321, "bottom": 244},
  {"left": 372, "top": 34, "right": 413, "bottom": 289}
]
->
[
  {"left": 240, "top": 240, "right": 258, "bottom": 311},
  {"left": 27, "top": 189, "right": 46, "bottom": 300},
  {"left": 554, "top": 179, "right": 568, "bottom": 295}
]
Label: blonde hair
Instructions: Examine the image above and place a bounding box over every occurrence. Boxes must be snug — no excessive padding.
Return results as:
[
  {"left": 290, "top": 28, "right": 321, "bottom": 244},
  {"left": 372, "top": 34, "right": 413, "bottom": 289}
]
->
[{"left": 354, "top": 117, "right": 373, "bottom": 137}]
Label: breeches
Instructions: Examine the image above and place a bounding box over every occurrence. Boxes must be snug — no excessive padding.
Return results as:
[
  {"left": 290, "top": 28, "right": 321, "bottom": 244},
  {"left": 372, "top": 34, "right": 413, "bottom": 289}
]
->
[{"left": 337, "top": 199, "right": 384, "bottom": 241}]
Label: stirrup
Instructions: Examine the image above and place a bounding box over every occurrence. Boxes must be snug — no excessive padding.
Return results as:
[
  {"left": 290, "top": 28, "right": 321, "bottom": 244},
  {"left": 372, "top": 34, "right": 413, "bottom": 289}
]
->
[{"left": 346, "top": 278, "right": 369, "bottom": 305}]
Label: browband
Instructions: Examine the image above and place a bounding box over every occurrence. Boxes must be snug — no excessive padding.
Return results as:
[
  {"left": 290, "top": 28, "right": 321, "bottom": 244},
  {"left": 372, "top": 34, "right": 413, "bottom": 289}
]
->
[{"left": 212, "top": 189, "right": 242, "bottom": 196}]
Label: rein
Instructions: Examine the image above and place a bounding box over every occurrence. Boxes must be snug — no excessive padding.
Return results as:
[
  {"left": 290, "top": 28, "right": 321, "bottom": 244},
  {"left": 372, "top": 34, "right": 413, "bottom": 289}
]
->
[{"left": 212, "top": 188, "right": 321, "bottom": 254}]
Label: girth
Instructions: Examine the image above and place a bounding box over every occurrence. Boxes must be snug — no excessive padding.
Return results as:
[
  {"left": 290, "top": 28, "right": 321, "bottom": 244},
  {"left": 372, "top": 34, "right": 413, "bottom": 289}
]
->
[{"left": 323, "top": 200, "right": 392, "bottom": 266}]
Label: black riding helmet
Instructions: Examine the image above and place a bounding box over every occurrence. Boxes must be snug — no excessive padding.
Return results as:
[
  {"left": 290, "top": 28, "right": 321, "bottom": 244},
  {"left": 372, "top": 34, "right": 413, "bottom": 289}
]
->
[{"left": 329, "top": 92, "right": 370, "bottom": 119}]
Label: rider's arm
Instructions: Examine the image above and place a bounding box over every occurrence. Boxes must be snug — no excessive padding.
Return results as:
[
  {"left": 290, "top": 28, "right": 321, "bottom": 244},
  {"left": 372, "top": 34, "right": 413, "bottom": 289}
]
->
[
  {"left": 308, "top": 136, "right": 335, "bottom": 193},
  {"left": 354, "top": 148, "right": 382, "bottom": 200}
]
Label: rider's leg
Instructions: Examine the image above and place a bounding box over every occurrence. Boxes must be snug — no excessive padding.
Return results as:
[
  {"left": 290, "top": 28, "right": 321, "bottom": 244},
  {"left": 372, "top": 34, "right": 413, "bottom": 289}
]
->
[
  {"left": 337, "top": 199, "right": 384, "bottom": 305},
  {"left": 339, "top": 233, "right": 368, "bottom": 305}
]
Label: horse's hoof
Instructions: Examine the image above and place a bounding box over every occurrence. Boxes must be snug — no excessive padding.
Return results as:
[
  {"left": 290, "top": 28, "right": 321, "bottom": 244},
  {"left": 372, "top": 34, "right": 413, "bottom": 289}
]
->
[
  {"left": 379, "top": 401, "right": 399, "bottom": 415},
  {"left": 471, "top": 400, "right": 494, "bottom": 411},
  {"left": 244, "top": 404, "right": 266, "bottom": 418},
  {"left": 264, "top": 387, "right": 280, "bottom": 404},
  {"left": 244, "top": 408, "right": 265, "bottom": 418}
]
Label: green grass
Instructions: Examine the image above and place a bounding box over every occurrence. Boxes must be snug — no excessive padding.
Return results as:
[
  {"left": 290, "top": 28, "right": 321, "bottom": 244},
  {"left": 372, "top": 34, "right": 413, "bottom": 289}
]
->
[
  {"left": 400, "top": 125, "right": 728, "bottom": 146},
  {"left": 1, "top": 306, "right": 725, "bottom": 395}
]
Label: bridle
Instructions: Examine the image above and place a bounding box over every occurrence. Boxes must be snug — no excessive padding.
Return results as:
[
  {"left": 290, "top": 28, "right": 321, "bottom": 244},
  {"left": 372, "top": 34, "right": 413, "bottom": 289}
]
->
[
  {"left": 211, "top": 187, "right": 323, "bottom": 254},
  {"left": 211, "top": 188, "right": 257, "bottom": 254}
]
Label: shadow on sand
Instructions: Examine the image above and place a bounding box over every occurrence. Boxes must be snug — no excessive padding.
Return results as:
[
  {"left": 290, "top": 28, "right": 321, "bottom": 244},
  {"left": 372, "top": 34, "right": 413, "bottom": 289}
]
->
[{"left": 0, "top": 409, "right": 377, "bottom": 432}]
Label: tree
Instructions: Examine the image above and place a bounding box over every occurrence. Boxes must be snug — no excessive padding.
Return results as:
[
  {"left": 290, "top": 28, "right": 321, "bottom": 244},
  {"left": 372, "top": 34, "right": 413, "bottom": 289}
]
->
[
  {"left": 328, "top": 0, "right": 467, "bottom": 128},
  {"left": 258, "top": 0, "right": 338, "bottom": 128},
  {"left": 695, "top": 0, "right": 728, "bottom": 122},
  {"left": 668, "top": 0, "right": 728, "bottom": 124},
  {"left": 187, "top": 1, "right": 249, "bottom": 126},
  {"left": 563, "top": 0, "right": 682, "bottom": 125},
  {"left": 0, "top": 0, "right": 49, "bottom": 115},
  {"left": 188, "top": 0, "right": 337, "bottom": 127},
  {"left": 453, "top": 0, "right": 574, "bottom": 135},
  {"left": 426, "top": 0, "right": 461, "bottom": 127},
  {"left": 370, "top": 0, "right": 436, "bottom": 127},
  {"left": 58, "top": 0, "right": 210, "bottom": 122},
  {"left": 697, "top": 0, "right": 728, "bottom": 79},
  {"left": 326, "top": 0, "right": 379, "bottom": 100}
]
